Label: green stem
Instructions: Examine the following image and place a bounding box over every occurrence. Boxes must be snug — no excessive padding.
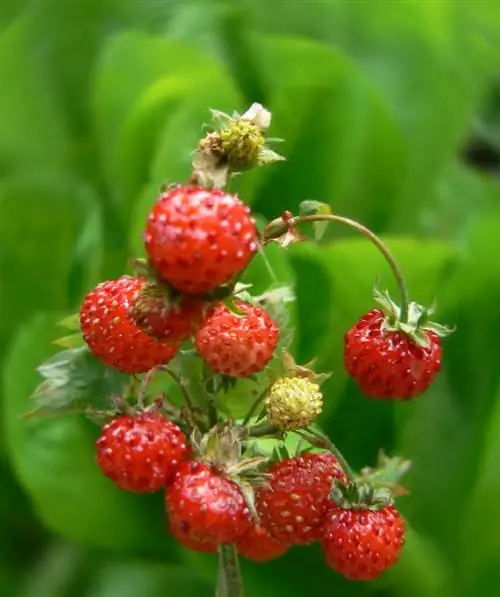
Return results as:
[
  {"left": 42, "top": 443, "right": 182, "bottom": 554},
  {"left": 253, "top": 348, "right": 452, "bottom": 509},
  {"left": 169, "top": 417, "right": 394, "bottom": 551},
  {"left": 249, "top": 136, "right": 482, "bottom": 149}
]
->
[
  {"left": 246, "top": 421, "right": 278, "bottom": 438},
  {"left": 299, "top": 427, "right": 357, "bottom": 484},
  {"left": 162, "top": 367, "right": 196, "bottom": 414},
  {"left": 216, "top": 544, "right": 244, "bottom": 597},
  {"left": 291, "top": 214, "right": 410, "bottom": 321},
  {"left": 242, "top": 386, "right": 269, "bottom": 426}
]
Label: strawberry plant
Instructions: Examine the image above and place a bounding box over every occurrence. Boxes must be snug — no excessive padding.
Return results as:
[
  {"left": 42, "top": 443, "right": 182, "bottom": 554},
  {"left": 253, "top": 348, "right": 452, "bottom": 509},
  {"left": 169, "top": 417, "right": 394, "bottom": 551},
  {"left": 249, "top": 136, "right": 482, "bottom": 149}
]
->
[{"left": 29, "top": 102, "right": 454, "bottom": 596}]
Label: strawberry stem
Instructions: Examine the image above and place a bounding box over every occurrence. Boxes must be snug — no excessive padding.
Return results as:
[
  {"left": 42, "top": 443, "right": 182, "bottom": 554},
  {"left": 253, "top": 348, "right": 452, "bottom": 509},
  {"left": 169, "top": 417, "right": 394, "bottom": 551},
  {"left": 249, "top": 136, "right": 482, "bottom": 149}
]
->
[
  {"left": 300, "top": 427, "right": 357, "bottom": 484},
  {"left": 216, "top": 544, "right": 244, "bottom": 597},
  {"left": 242, "top": 386, "right": 270, "bottom": 426},
  {"left": 291, "top": 214, "right": 410, "bottom": 321}
]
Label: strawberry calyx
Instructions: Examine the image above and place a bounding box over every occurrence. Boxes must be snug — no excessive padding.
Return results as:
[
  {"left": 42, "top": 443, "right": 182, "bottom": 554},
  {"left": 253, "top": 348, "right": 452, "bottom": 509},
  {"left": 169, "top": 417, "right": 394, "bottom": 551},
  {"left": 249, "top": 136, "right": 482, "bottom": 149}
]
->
[
  {"left": 330, "top": 479, "right": 394, "bottom": 511},
  {"left": 374, "top": 288, "right": 454, "bottom": 348}
]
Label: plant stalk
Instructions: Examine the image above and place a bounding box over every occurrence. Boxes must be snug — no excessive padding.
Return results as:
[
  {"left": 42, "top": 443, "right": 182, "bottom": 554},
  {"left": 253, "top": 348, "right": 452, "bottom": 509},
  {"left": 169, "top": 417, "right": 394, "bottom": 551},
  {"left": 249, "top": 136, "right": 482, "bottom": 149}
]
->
[
  {"left": 291, "top": 214, "right": 410, "bottom": 321},
  {"left": 216, "top": 544, "right": 244, "bottom": 597}
]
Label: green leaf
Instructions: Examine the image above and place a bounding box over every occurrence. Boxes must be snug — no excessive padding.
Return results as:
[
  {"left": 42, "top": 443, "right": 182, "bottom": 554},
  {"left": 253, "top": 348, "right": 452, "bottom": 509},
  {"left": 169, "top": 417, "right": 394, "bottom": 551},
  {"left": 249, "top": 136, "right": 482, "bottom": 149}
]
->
[
  {"left": 0, "top": 14, "right": 70, "bottom": 172},
  {"left": 459, "top": 380, "right": 500, "bottom": 596},
  {"left": 0, "top": 174, "right": 103, "bottom": 358},
  {"left": 32, "top": 346, "right": 129, "bottom": 413},
  {"left": 235, "top": 36, "right": 407, "bottom": 230},
  {"left": 93, "top": 31, "right": 239, "bottom": 211},
  {"left": 3, "top": 313, "right": 179, "bottom": 558}
]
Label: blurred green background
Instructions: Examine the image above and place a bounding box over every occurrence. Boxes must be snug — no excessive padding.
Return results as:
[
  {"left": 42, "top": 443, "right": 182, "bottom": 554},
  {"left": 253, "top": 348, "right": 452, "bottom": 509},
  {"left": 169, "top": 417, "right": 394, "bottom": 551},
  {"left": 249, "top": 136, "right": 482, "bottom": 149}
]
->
[{"left": 2, "top": 0, "right": 500, "bottom": 596}]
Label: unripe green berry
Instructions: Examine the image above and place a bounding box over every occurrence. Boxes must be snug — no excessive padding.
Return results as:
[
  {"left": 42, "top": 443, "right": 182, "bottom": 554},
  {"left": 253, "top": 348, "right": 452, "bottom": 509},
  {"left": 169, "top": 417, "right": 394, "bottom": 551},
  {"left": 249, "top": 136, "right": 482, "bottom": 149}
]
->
[
  {"left": 219, "top": 121, "right": 265, "bottom": 169},
  {"left": 265, "top": 377, "right": 323, "bottom": 431}
]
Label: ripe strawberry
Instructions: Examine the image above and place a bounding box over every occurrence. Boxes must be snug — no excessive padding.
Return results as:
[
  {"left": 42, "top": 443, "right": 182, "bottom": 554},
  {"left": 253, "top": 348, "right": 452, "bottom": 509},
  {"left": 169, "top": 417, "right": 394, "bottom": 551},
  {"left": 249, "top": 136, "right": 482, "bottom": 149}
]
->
[
  {"left": 321, "top": 504, "right": 406, "bottom": 580},
  {"left": 344, "top": 308, "right": 442, "bottom": 400},
  {"left": 144, "top": 185, "right": 258, "bottom": 295},
  {"left": 236, "top": 524, "right": 290, "bottom": 562},
  {"left": 166, "top": 460, "right": 252, "bottom": 544},
  {"left": 96, "top": 412, "right": 190, "bottom": 493},
  {"left": 129, "top": 280, "right": 210, "bottom": 343},
  {"left": 169, "top": 514, "right": 217, "bottom": 554},
  {"left": 257, "top": 452, "right": 347, "bottom": 545},
  {"left": 80, "top": 276, "right": 179, "bottom": 373},
  {"left": 195, "top": 301, "right": 279, "bottom": 377}
]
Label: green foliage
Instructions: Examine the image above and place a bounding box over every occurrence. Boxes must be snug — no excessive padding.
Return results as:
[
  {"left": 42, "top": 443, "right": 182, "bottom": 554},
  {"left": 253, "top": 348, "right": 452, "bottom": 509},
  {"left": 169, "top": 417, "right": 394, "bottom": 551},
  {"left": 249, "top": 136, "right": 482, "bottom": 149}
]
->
[{"left": 1, "top": 0, "right": 500, "bottom": 596}]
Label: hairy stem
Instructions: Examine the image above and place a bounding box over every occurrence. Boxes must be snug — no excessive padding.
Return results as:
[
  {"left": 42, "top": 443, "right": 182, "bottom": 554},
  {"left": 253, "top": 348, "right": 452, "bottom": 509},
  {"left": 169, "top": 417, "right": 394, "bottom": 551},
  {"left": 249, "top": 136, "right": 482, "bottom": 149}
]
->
[
  {"left": 291, "top": 214, "right": 410, "bottom": 321},
  {"left": 242, "top": 386, "right": 270, "bottom": 426},
  {"left": 216, "top": 544, "right": 244, "bottom": 597},
  {"left": 298, "top": 427, "right": 357, "bottom": 484}
]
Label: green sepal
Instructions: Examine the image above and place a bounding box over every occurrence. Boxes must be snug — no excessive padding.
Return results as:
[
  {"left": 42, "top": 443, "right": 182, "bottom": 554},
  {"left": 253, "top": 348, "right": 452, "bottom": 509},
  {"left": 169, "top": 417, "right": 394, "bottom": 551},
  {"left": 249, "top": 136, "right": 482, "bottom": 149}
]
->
[
  {"left": 57, "top": 313, "right": 81, "bottom": 332},
  {"left": 53, "top": 333, "right": 85, "bottom": 349},
  {"left": 299, "top": 200, "right": 332, "bottom": 240}
]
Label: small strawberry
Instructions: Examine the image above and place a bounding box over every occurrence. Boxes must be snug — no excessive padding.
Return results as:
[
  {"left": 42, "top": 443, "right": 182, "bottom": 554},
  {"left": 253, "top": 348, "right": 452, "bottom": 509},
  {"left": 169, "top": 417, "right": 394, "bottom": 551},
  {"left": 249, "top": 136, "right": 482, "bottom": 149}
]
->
[
  {"left": 344, "top": 290, "right": 452, "bottom": 400},
  {"left": 166, "top": 460, "right": 253, "bottom": 544},
  {"left": 236, "top": 524, "right": 290, "bottom": 562},
  {"left": 96, "top": 412, "right": 190, "bottom": 493},
  {"left": 195, "top": 301, "right": 279, "bottom": 377},
  {"left": 257, "top": 452, "right": 347, "bottom": 545},
  {"left": 321, "top": 504, "right": 405, "bottom": 580},
  {"left": 265, "top": 376, "right": 323, "bottom": 431},
  {"left": 80, "top": 276, "right": 179, "bottom": 373},
  {"left": 129, "top": 280, "right": 210, "bottom": 343},
  {"left": 144, "top": 185, "right": 258, "bottom": 295},
  {"left": 169, "top": 514, "right": 217, "bottom": 554}
]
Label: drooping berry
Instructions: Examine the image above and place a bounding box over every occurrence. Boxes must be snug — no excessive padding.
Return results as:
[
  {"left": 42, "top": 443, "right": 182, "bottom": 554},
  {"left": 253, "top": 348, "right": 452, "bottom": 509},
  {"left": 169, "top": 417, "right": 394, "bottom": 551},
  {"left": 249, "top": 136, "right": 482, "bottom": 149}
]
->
[
  {"left": 166, "top": 460, "right": 252, "bottom": 544},
  {"left": 257, "top": 452, "right": 347, "bottom": 545},
  {"left": 80, "top": 276, "right": 179, "bottom": 373},
  {"left": 344, "top": 308, "right": 442, "bottom": 400},
  {"left": 96, "top": 412, "right": 190, "bottom": 493},
  {"left": 144, "top": 186, "right": 258, "bottom": 295},
  {"left": 195, "top": 301, "right": 279, "bottom": 377},
  {"left": 265, "top": 376, "right": 323, "bottom": 431},
  {"left": 169, "top": 514, "right": 217, "bottom": 554},
  {"left": 321, "top": 505, "right": 406, "bottom": 580},
  {"left": 129, "top": 280, "right": 210, "bottom": 343},
  {"left": 236, "top": 524, "right": 290, "bottom": 562}
]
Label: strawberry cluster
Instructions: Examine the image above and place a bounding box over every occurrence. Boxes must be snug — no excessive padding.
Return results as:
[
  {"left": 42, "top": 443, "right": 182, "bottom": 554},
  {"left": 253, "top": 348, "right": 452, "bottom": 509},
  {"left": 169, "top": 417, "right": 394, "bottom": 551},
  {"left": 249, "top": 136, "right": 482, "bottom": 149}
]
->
[{"left": 34, "top": 104, "right": 453, "bottom": 593}]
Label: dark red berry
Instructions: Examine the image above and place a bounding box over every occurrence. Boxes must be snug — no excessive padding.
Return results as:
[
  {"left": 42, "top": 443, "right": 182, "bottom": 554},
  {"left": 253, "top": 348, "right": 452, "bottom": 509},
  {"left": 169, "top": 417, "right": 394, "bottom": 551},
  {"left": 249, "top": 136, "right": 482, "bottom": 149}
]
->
[
  {"left": 321, "top": 505, "right": 406, "bottom": 580},
  {"left": 195, "top": 301, "right": 279, "bottom": 377},
  {"left": 96, "top": 412, "right": 190, "bottom": 493},
  {"left": 80, "top": 276, "right": 179, "bottom": 373},
  {"left": 166, "top": 460, "right": 252, "bottom": 544},
  {"left": 144, "top": 186, "right": 258, "bottom": 295},
  {"left": 344, "top": 308, "right": 442, "bottom": 400},
  {"left": 257, "top": 452, "right": 347, "bottom": 545}
]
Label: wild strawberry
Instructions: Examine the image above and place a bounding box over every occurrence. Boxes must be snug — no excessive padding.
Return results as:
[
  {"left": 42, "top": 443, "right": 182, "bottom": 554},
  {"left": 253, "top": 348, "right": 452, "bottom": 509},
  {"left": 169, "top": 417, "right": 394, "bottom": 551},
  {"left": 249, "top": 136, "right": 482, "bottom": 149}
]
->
[
  {"left": 144, "top": 186, "right": 258, "bottom": 295},
  {"left": 166, "top": 460, "right": 252, "bottom": 544},
  {"left": 236, "top": 524, "right": 290, "bottom": 562},
  {"left": 169, "top": 514, "right": 217, "bottom": 554},
  {"left": 129, "top": 280, "right": 210, "bottom": 343},
  {"left": 321, "top": 504, "right": 406, "bottom": 580},
  {"left": 344, "top": 290, "right": 452, "bottom": 400},
  {"left": 257, "top": 452, "right": 347, "bottom": 545},
  {"left": 80, "top": 276, "right": 179, "bottom": 373},
  {"left": 265, "top": 376, "right": 322, "bottom": 431},
  {"left": 96, "top": 412, "right": 190, "bottom": 493},
  {"left": 344, "top": 309, "right": 442, "bottom": 400},
  {"left": 195, "top": 301, "right": 279, "bottom": 377}
]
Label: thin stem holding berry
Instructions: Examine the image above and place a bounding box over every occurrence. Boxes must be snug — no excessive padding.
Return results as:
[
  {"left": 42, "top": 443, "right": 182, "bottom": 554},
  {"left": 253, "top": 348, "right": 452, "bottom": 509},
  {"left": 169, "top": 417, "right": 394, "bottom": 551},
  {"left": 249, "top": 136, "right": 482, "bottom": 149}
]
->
[
  {"left": 216, "top": 544, "right": 244, "bottom": 597},
  {"left": 290, "top": 214, "right": 410, "bottom": 321}
]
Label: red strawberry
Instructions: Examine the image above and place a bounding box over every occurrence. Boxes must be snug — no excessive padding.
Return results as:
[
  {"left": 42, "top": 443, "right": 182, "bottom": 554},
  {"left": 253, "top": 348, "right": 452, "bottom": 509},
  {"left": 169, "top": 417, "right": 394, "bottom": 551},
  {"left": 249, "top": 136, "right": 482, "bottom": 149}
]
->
[
  {"left": 236, "top": 524, "right": 290, "bottom": 562},
  {"left": 144, "top": 185, "right": 258, "bottom": 295},
  {"left": 344, "top": 308, "right": 442, "bottom": 400},
  {"left": 166, "top": 460, "right": 252, "bottom": 544},
  {"left": 257, "top": 452, "right": 347, "bottom": 545},
  {"left": 169, "top": 514, "right": 217, "bottom": 554},
  {"left": 80, "top": 276, "right": 179, "bottom": 373},
  {"left": 96, "top": 412, "right": 190, "bottom": 493},
  {"left": 129, "top": 280, "right": 210, "bottom": 343},
  {"left": 195, "top": 301, "right": 279, "bottom": 377},
  {"left": 321, "top": 504, "right": 406, "bottom": 580}
]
